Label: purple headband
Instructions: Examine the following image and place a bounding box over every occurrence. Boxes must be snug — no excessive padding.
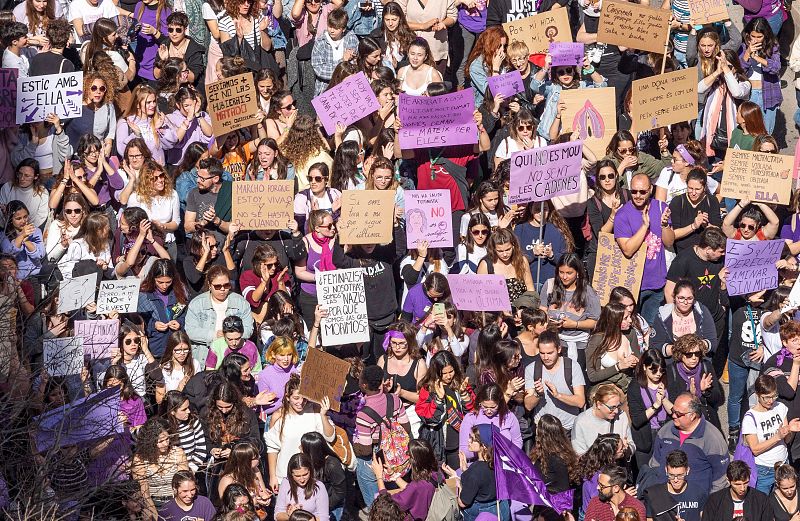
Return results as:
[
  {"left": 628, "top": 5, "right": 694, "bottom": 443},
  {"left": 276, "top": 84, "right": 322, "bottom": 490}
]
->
[
  {"left": 675, "top": 144, "right": 695, "bottom": 165},
  {"left": 382, "top": 330, "right": 405, "bottom": 350}
]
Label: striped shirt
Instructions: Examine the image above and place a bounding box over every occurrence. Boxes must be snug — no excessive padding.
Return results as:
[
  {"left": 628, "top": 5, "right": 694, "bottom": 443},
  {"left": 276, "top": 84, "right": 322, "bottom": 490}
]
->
[{"left": 175, "top": 418, "right": 208, "bottom": 472}]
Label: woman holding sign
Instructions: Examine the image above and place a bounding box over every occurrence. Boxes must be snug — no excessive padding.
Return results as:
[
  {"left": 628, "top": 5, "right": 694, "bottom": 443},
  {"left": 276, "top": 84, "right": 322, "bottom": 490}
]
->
[
  {"left": 396, "top": 38, "right": 443, "bottom": 95},
  {"left": 477, "top": 228, "right": 534, "bottom": 303},
  {"left": 464, "top": 26, "right": 507, "bottom": 106},
  {"left": 493, "top": 109, "right": 548, "bottom": 168},
  {"left": 294, "top": 209, "right": 336, "bottom": 329}
]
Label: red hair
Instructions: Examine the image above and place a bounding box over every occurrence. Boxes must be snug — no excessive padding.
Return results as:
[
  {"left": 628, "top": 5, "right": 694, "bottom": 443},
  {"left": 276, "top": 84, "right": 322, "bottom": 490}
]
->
[{"left": 464, "top": 26, "right": 508, "bottom": 84}]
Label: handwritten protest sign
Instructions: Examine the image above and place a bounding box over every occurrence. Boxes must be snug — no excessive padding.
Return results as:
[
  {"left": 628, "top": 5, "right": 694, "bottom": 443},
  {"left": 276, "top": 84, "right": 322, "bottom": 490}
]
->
[
  {"left": 405, "top": 190, "right": 453, "bottom": 248},
  {"left": 689, "top": 0, "right": 728, "bottom": 24},
  {"left": 720, "top": 149, "right": 793, "bottom": 205},
  {"left": 312, "top": 72, "right": 381, "bottom": 135},
  {"left": 630, "top": 68, "right": 697, "bottom": 132},
  {"left": 75, "top": 319, "right": 119, "bottom": 359},
  {"left": 725, "top": 239, "right": 783, "bottom": 296},
  {"left": 783, "top": 276, "right": 800, "bottom": 313},
  {"left": 508, "top": 141, "right": 583, "bottom": 205},
  {"left": 206, "top": 72, "right": 259, "bottom": 136},
  {"left": 32, "top": 387, "right": 124, "bottom": 453},
  {"left": 0, "top": 68, "right": 17, "bottom": 128},
  {"left": 44, "top": 336, "right": 84, "bottom": 377},
  {"left": 447, "top": 274, "right": 512, "bottom": 311},
  {"left": 487, "top": 71, "right": 525, "bottom": 98},
  {"left": 398, "top": 89, "right": 478, "bottom": 150},
  {"left": 17, "top": 71, "right": 83, "bottom": 124},
  {"left": 232, "top": 180, "right": 294, "bottom": 230},
  {"left": 57, "top": 272, "right": 98, "bottom": 314},
  {"left": 597, "top": 1, "right": 671, "bottom": 54},
  {"left": 549, "top": 42, "right": 585, "bottom": 66},
  {"left": 317, "top": 268, "right": 370, "bottom": 346},
  {"left": 592, "top": 232, "right": 646, "bottom": 305},
  {"left": 503, "top": 9, "right": 571, "bottom": 54},
  {"left": 96, "top": 278, "right": 141, "bottom": 314},
  {"left": 338, "top": 190, "right": 395, "bottom": 244},
  {"left": 559, "top": 87, "right": 616, "bottom": 158},
  {"left": 298, "top": 348, "right": 351, "bottom": 412}
]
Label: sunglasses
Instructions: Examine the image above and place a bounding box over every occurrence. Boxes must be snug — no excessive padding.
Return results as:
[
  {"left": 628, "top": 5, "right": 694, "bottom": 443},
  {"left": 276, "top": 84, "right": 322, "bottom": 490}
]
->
[
  {"left": 317, "top": 223, "right": 336, "bottom": 230},
  {"left": 648, "top": 365, "right": 663, "bottom": 374},
  {"left": 124, "top": 337, "right": 142, "bottom": 346},
  {"left": 684, "top": 351, "right": 702, "bottom": 358},
  {"left": 672, "top": 410, "right": 693, "bottom": 418},
  {"left": 281, "top": 102, "right": 297, "bottom": 110},
  {"left": 64, "top": 208, "right": 83, "bottom": 215},
  {"left": 152, "top": 173, "right": 165, "bottom": 179},
  {"left": 174, "top": 348, "right": 190, "bottom": 354},
  {"left": 208, "top": 242, "right": 219, "bottom": 249},
  {"left": 617, "top": 147, "right": 636, "bottom": 154},
  {"left": 554, "top": 68, "right": 573, "bottom": 75},
  {"left": 517, "top": 124, "right": 533, "bottom": 131},
  {"left": 211, "top": 282, "right": 232, "bottom": 290},
  {"left": 168, "top": 26, "right": 184, "bottom": 33},
  {"left": 598, "top": 173, "right": 616, "bottom": 181},
  {"left": 264, "top": 262, "right": 278, "bottom": 269},
  {"left": 739, "top": 223, "right": 756, "bottom": 231},
  {"left": 91, "top": 85, "right": 107, "bottom": 92},
  {"left": 630, "top": 189, "right": 650, "bottom": 196},
  {"left": 471, "top": 228, "right": 489, "bottom": 237},
  {"left": 310, "top": 175, "right": 327, "bottom": 183}
]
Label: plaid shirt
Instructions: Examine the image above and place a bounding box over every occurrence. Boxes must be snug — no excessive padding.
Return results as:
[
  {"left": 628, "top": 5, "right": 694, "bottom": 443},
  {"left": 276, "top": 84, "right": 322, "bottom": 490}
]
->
[
  {"left": 310, "top": 31, "right": 359, "bottom": 96},
  {"left": 740, "top": 43, "right": 783, "bottom": 109}
]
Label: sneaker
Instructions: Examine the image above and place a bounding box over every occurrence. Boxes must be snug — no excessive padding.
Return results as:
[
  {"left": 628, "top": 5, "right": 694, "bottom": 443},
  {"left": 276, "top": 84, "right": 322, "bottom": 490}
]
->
[
  {"left": 358, "top": 507, "right": 370, "bottom": 521},
  {"left": 721, "top": 360, "right": 729, "bottom": 384},
  {"left": 728, "top": 428, "right": 739, "bottom": 454}
]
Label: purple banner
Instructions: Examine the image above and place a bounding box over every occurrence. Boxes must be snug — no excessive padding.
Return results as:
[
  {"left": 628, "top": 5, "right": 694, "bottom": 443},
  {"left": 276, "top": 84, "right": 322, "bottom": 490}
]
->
[
  {"left": 447, "top": 274, "right": 511, "bottom": 311},
  {"left": 312, "top": 72, "right": 380, "bottom": 136},
  {"left": 398, "top": 89, "right": 478, "bottom": 150},
  {"left": 405, "top": 190, "right": 453, "bottom": 248},
  {"left": 487, "top": 70, "right": 525, "bottom": 98},
  {"left": 725, "top": 239, "right": 783, "bottom": 296},
  {"left": 549, "top": 42, "right": 585, "bottom": 66},
  {"left": 32, "top": 387, "right": 125, "bottom": 453},
  {"left": 508, "top": 141, "right": 583, "bottom": 204}
]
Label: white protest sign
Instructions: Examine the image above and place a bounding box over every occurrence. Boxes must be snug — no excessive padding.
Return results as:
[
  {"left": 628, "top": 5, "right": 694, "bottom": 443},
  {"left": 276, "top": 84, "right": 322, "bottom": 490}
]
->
[
  {"left": 317, "top": 268, "right": 370, "bottom": 346},
  {"left": 17, "top": 71, "right": 83, "bottom": 124},
  {"left": 96, "top": 278, "right": 141, "bottom": 314},
  {"left": 44, "top": 337, "right": 84, "bottom": 376},
  {"left": 783, "top": 276, "right": 800, "bottom": 313},
  {"left": 75, "top": 319, "right": 119, "bottom": 358},
  {"left": 57, "top": 272, "right": 98, "bottom": 314}
]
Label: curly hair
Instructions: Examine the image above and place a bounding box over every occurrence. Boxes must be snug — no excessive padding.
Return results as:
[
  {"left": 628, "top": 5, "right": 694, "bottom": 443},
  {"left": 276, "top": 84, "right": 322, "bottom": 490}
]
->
[
  {"left": 672, "top": 333, "right": 709, "bottom": 361},
  {"left": 135, "top": 159, "right": 174, "bottom": 205},
  {"left": 578, "top": 433, "right": 621, "bottom": 480},
  {"left": 83, "top": 71, "right": 115, "bottom": 105},
  {"left": 224, "top": 0, "right": 258, "bottom": 18},
  {"left": 281, "top": 114, "right": 327, "bottom": 170},
  {"left": 529, "top": 414, "right": 581, "bottom": 483},
  {"left": 134, "top": 417, "right": 173, "bottom": 465},
  {"left": 368, "top": 493, "right": 406, "bottom": 521}
]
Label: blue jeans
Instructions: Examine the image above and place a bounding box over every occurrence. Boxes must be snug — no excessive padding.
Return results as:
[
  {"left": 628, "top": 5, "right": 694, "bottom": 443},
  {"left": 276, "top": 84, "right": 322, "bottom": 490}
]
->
[
  {"left": 766, "top": 10, "right": 784, "bottom": 37},
  {"left": 750, "top": 88, "right": 777, "bottom": 135},
  {"left": 463, "top": 500, "right": 510, "bottom": 521},
  {"left": 639, "top": 288, "right": 664, "bottom": 328},
  {"left": 727, "top": 361, "right": 750, "bottom": 431},
  {"left": 330, "top": 506, "right": 344, "bottom": 521},
  {"left": 355, "top": 457, "right": 378, "bottom": 508},
  {"left": 673, "top": 49, "right": 688, "bottom": 69},
  {"left": 756, "top": 464, "right": 777, "bottom": 495}
]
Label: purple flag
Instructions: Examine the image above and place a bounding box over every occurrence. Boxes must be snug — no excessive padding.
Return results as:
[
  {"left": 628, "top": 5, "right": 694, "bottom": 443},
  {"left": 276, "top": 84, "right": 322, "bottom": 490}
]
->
[{"left": 492, "top": 425, "right": 574, "bottom": 513}]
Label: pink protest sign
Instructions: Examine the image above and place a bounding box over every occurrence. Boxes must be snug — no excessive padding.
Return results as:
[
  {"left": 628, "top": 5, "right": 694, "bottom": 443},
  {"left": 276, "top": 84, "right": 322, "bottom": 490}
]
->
[
  {"left": 487, "top": 70, "right": 525, "bottom": 98},
  {"left": 0, "top": 68, "right": 16, "bottom": 128},
  {"left": 549, "top": 42, "right": 585, "bottom": 66},
  {"left": 447, "top": 274, "right": 512, "bottom": 311},
  {"left": 398, "top": 88, "right": 478, "bottom": 150},
  {"left": 405, "top": 189, "right": 453, "bottom": 248},
  {"left": 508, "top": 141, "right": 583, "bottom": 204},
  {"left": 312, "top": 72, "right": 380, "bottom": 136},
  {"left": 75, "top": 319, "right": 119, "bottom": 358}
]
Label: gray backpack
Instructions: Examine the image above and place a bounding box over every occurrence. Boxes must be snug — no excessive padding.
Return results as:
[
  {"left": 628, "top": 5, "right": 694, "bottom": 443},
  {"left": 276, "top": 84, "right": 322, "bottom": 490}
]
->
[{"left": 425, "top": 477, "right": 461, "bottom": 521}]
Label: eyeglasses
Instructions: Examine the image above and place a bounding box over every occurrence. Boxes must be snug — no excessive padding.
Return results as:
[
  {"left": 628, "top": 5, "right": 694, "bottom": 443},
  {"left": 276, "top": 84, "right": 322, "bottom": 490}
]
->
[
  {"left": 128, "top": 153, "right": 144, "bottom": 160},
  {"left": 317, "top": 223, "right": 335, "bottom": 230},
  {"left": 310, "top": 176, "right": 327, "bottom": 183},
  {"left": 600, "top": 402, "right": 621, "bottom": 412},
  {"left": 683, "top": 351, "right": 702, "bottom": 359},
  {"left": 90, "top": 84, "right": 107, "bottom": 92},
  {"left": 64, "top": 208, "right": 83, "bottom": 215},
  {"left": 471, "top": 228, "right": 489, "bottom": 237},
  {"left": 174, "top": 348, "right": 190, "bottom": 354},
  {"left": 597, "top": 482, "right": 615, "bottom": 490},
  {"left": 211, "top": 282, "right": 232, "bottom": 290},
  {"left": 598, "top": 173, "right": 616, "bottom": 181},
  {"left": 281, "top": 101, "right": 297, "bottom": 110},
  {"left": 390, "top": 340, "right": 408, "bottom": 348},
  {"left": 264, "top": 262, "right": 278, "bottom": 269},
  {"left": 517, "top": 124, "right": 533, "bottom": 131},
  {"left": 739, "top": 223, "right": 756, "bottom": 231},
  {"left": 759, "top": 393, "right": 779, "bottom": 400},
  {"left": 124, "top": 337, "right": 142, "bottom": 346},
  {"left": 672, "top": 409, "right": 693, "bottom": 418},
  {"left": 168, "top": 26, "right": 184, "bottom": 33},
  {"left": 617, "top": 147, "right": 636, "bottom": 154},
  {"left": 675, "top": 296, "right": 694, "bottom": 302},
  {"left": 667, "top": 472, "right": 687, "bottom": 481},
  {"left": 630, "top": 189, "right": 650, "bottom": 196}
]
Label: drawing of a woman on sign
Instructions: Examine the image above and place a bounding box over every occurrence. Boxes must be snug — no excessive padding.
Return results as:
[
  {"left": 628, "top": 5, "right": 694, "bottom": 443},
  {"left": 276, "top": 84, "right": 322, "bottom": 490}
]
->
[{"left": 406, "top": 208, "right": 427, "bottom": 244}]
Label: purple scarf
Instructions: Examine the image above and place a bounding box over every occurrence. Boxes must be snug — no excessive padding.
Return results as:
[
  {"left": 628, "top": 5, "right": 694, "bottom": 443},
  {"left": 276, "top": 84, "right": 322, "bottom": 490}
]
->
[
  {"left": 640, "top": 386, "right": 667, "bottom": 430},
  {"left": 676, "top": 361, "right": 702, "bottom": 395},
  {"left": 777, "top": 348, "right": 794, "bottom": 366}
]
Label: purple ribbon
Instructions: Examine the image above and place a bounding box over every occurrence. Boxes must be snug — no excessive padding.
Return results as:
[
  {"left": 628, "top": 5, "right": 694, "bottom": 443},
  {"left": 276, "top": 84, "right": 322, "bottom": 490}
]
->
[
  {"left": 777, "top": 348, "right": 793, "bottom": 366},
  {"left": 382, "top": 330, "right": 405, "bottom": 350}
]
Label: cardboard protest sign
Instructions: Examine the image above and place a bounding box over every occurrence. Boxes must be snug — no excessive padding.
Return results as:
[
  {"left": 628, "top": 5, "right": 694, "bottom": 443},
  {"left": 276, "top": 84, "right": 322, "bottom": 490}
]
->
[
  {"left": 206, "top": 72, "right": 259, "bottom": 136},
  {"left": 689, "top": 0, "right": 729, "bottom": 24},
  {"left": 32, "top": 387, "right": 124, "bottom": 453},
  {"left": 720, "top": 149, "right": 793, "bottom": 205},
  {"left": 338, "top": 190, "right": 395, "bottom": 244},
  {"left": 592, "top": 232, "right": 646, "bottom": 305},
  {"left": 508, "top": 141, "right": 583, "bottom": 205},
  {"left": 630, "top": 68, "right": 697, "bottom": 132},
  {"left": 405, "top": 190, "right": 453, "bottom": 248},
  {"left": 447, "top": 274, "right": 512, "bottom": 312},
  {"left": 725, "top": 239, "right": 783, "bottom": 296},
  {"left": 317, "top": 268, "right": 370, "bottom": 346},
  {"left": 312, "top": 72, "right": 381, "bottom": 136},
  {"left": 487, "top": 71, "right": 525, "bottom": 98},
  {"left": 398, "top": 89, "right": 478, "bottom": 150},
  {"left": 57, "top": 272, "right": 98, "bottom": 314},
  {"left": 549, "top": 42, "right": 585, "bottom": 66},
  {"left": 96, "top": 278, "right": 141, "bottom": 314},
  {"left": 0, "top": 68, "right": 17, "bottom": 128},
  {"left": 558, "top": 87, "right": 616, "bottom": 158},
  {"left": 597, "top": 1, "right": 671, "bottom": 54},
  {"left": 44, "top": 336, "right": 84, "bottom": 377},
  {"left": 298, "top": 348, "right": 351, "bottom": 412},
  {"left": 17, "top": 71, "right": 83, "bottom": 124},
  {"left": 231, "top": 180, "right": 294, "bottom": 230},
  {"left": 503, "top": 8, "right": 571, "bottom": 54},
  {"left": 75, "top": 319, "right": 119, "bottom": 359}
]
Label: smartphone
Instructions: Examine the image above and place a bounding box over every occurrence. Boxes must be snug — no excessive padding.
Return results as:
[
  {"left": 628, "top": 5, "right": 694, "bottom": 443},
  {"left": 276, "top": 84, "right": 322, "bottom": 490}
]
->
[
  {"left": 375, "top": 449, "right": 385, "bottom": 464},
  {"left": 432, "top": 303, "right": 445, "bottom": 316}
]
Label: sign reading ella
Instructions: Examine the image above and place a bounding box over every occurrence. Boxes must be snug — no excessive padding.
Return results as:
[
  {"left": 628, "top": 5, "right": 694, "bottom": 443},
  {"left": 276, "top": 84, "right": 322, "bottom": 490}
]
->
[{"left": 17, "top": 72, "right": 83, "bottom": 124}]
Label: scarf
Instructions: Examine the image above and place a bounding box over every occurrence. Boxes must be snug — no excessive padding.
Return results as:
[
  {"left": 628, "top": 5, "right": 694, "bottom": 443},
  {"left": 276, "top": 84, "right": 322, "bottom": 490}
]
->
[
  {"left": 700, "top": 81, "right": 736, "bottom": 157},
  {"left": 777, "top": 348, "right": 794, "bottom": 366},
  {"left": 311, "top": 231, "right": 335, "bottom": 272},
  {"left": 676, "top": 361, "right": 702, "bottom": 395},
  {"left": 324, "top": 31, "right": 345, "bottom": 62},
  {"left": 640, "top": 386, "right": 667, "bottom": 430},
  {"left": 382, "top": 330, "right": 405, "bottom": 350}
]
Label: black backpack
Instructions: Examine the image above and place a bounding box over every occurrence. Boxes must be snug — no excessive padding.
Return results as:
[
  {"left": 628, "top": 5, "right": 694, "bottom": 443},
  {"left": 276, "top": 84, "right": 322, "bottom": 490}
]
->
[{"left": 531, "top": 355, "right": 580, "bottom": 415}]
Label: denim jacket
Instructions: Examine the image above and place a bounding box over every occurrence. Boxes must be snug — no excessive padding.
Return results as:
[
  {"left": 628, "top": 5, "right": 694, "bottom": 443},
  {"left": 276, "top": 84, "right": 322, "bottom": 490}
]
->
[{"left": 184, "top": 291, "right": 254, "bottom": 350}]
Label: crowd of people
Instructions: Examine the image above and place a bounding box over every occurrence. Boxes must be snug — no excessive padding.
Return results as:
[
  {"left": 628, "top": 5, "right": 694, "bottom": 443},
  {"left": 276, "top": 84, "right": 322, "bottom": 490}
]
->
[{"left": 1, "top": 0, "right": 800, "bottom": 519}]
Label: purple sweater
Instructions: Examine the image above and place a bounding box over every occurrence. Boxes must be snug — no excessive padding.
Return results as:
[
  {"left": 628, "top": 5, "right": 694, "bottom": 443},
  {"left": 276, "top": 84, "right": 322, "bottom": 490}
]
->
[
  {"left": 132, "top": 2, "right": 171, "bottom": 81},
  {"left": 739, "top": 44, "right": 783, "bottom": 109},
  {"left": 736, "top": 0, "right": 786, "bottom": 23},
  {"left": 380, "top": 474, "right": 442, "bottom": 520},
  {"left": 275, "top": 478, "right": 329, "bottom": 521},
  {"left": 257, "top": 363, "right": 298, "bottom": 414},
  {"left": 459, "top": 411, "right": 522, "bottom": 460}
]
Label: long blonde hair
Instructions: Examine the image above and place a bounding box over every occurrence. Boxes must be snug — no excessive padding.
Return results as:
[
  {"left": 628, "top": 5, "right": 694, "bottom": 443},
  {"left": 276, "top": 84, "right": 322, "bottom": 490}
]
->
[
  {"left": 698, "top": 31, "right": 721, "bottom": 79},
  {"left": 135, "top": 160, "right": 174, "bottom": 205},
  {"left": 124, "top": 84, "right": 161, "bottom": 147}
]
